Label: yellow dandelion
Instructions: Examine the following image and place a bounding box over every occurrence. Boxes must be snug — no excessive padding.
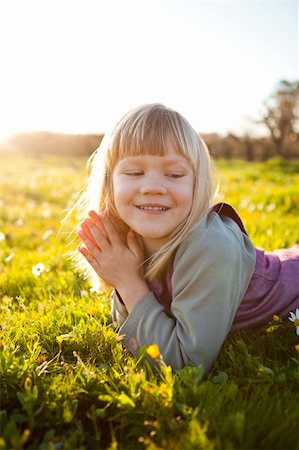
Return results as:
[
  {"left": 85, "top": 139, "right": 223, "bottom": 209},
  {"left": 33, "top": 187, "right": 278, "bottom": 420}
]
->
[
  {"left": 266, "top": 325, "right": 277, "bottom": 333},
  {"left": 146, "top": 343, "right": 161, "bottom": 360},
  {"left": 257, "top": 365, "right": 273, "bottom": 376},
  {"left": 89, "top": 307, "right": 98, "bottom": 317},
  {"left": 143, "top": 386, "right": 154, "bottom": 395},
  {"left": 273, "top": 315, "right": 281, "bottom": 323},
  {"left": 295, "top": 344, "right": 299, "bottom": 353},
  {"left": 24, "top": 377, "right": 32, "bottom": 390}
]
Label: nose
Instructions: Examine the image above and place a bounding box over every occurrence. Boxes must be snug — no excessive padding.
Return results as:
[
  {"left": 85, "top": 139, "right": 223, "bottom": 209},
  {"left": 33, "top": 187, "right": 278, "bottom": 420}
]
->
[{"left": 139, "top": 175, "right": 167, "bottom": 195}]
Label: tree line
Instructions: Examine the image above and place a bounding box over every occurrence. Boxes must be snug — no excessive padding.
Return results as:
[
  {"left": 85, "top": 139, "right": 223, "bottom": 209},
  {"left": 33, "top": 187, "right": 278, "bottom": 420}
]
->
[
  {"left": 204, "top": 80, "right": 299, "bottom": 160},
  {"left": 1, "top": 80, "right": 298, "bottom": 160}
]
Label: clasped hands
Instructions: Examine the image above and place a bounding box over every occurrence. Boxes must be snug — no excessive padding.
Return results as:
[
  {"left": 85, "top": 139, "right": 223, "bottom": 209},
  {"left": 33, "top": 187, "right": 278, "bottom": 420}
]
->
[{"left": 78, "top": 211, "right": 150, "bottom": 312}]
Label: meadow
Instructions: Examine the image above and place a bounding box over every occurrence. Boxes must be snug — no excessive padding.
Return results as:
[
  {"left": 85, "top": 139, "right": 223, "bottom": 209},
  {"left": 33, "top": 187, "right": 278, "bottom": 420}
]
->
[{"left": 0, "top": 153, "right": 299, "bottom": 450}]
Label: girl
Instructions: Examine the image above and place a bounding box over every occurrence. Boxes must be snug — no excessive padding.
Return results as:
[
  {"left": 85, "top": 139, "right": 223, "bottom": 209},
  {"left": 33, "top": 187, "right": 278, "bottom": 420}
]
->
[{"left": 75, "top": 103, "right": 299, "bottom": 372}]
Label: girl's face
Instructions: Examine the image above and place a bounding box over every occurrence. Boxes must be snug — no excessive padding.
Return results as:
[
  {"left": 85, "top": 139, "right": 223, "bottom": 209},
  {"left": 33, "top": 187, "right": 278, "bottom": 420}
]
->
[{"left": 112, "top": 145, "right": 195, "bottom": 256}]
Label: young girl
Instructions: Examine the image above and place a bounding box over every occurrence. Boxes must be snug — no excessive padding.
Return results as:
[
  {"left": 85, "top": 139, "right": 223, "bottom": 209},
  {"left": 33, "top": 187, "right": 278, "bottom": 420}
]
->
[{"left": 75, "top": 103, "right": 299, "bottom": 372}]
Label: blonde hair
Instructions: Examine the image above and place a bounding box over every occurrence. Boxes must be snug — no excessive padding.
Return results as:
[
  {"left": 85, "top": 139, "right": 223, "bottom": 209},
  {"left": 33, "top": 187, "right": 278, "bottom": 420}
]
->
[{"left": 67, "top": 103, "right": 214, "bottom": 288}]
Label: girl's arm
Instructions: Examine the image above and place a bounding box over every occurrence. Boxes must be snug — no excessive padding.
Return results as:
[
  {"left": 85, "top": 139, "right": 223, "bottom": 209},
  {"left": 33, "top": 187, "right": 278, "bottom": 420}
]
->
[{"left": 116, "top": 214, "right": 256, "bottom": 371}]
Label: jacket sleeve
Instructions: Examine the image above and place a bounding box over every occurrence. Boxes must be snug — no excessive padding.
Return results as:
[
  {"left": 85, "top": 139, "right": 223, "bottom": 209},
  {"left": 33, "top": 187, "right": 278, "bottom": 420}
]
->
[
  {"left": 113, "top": 213, "right": 256, "bottom": 371},
  {"left": 110, "top": 291, "right": 129, "bottom": 325}
]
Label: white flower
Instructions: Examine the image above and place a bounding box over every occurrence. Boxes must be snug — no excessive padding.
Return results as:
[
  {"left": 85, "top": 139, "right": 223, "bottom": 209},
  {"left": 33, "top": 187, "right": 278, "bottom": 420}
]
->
[
  {"left": 266, "top": 203, "right": 276, "bottom": 213},
  {"left": 32, "top": 262, "right": 46, "bottom": 276},
  {"left": 0, "top": 232, "right": 6, "bottom": 243},
  {"left": 42, "top": 210, "right": 51, "bottom": 218},
  {"left": 42, "top": 229, "right": 53, "bottom": 240},
  {"left": 56, "top": 333, "right": 72, "bottom": 343},
  {"left": 15, "top": 218, "right": 24, "bottom": 227},
  {"left": 239, "top": 198, "right": 249, "bottom": 209},
  {"left": 257, "top": 203, "right": 264, "bottom": 211},
  {"left": 5, "top": 252, "right": 15, "bottom": 262},
  {"left": 289, "top": 308, "right": 299, "bottom": 335}
]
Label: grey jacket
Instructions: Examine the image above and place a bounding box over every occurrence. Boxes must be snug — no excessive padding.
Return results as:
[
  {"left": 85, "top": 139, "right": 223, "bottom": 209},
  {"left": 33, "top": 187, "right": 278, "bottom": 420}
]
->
[{"left": 110, "top": 211, "right": 256, "bottom": 371}]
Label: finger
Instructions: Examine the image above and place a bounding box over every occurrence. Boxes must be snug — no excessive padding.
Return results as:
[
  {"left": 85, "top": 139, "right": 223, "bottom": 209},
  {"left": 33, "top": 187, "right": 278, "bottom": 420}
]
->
[
  {"left": 78, "top": 246, "right": 101, "bottom": 275},
  {"left": 79, "top": 221, "right": 99, "bottom": 248},
  {"left": 101, "top": 217, "right": 124, "bottom": 246},
  {"left": 83, "top": 219, "right": 111, "bottom": 252},
  {"left": 88, "top": 211, "right": 109, "bottom": 240},
  {"left": 78, "top": 229, "right": 103, "bottom": 258}
]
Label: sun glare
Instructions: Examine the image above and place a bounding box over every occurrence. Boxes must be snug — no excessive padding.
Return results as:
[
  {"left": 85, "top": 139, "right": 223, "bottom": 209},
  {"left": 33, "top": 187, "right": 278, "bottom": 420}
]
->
[{"left": 0, "top": 1, "right": 297, "bottom": 139}]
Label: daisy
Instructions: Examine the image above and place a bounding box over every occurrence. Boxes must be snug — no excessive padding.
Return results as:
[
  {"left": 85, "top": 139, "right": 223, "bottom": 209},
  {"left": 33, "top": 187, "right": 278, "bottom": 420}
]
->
[
  {"left": 288, "top": 308, "right": 299, "bottom": 335},
  {"left": 32, "top": 262, "right": 46, "bottom": 276}
]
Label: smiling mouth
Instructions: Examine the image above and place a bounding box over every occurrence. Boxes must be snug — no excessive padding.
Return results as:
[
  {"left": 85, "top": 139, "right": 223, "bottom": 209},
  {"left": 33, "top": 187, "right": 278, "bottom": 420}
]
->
[{"left": 136, "top": 205, "right": 170, "bottom": 212}]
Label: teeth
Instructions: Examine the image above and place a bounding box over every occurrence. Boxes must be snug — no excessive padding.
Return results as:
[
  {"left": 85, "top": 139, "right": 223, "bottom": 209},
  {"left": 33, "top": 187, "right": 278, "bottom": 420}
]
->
[{"left": 139, "top": 206, "right": 166, "bottom": 211}]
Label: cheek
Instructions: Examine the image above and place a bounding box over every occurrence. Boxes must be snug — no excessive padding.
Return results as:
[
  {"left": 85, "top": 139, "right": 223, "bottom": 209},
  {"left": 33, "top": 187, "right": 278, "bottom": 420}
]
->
[
  {"left": 178, "top": 182, "right": 194, "bottom": 203},
  {"left": 112, "top": 181, "right": 129, "bottom": 213},
  {"left": 110, "top": 179, "right": 132, "bottom": 234},
  {"left": 181, "top": 185, "right": 194, "bottom": 216}
]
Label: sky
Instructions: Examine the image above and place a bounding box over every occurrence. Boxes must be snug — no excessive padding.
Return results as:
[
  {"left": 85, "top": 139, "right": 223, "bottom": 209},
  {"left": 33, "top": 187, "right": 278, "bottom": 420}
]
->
[{"left": 0, "top": 0, "right": 298, "bottom": 139}]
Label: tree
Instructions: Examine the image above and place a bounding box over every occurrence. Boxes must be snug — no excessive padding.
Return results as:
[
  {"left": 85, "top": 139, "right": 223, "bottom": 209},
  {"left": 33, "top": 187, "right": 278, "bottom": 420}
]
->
[{"left": 259, "top": 80, "right": 299, "bottom": 156}]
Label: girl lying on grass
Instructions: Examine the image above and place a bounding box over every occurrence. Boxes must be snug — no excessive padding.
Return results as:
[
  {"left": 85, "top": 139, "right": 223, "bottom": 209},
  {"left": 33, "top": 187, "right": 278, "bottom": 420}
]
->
[{"left": 75, "top": 103, "right": 299, "bottom": 372}]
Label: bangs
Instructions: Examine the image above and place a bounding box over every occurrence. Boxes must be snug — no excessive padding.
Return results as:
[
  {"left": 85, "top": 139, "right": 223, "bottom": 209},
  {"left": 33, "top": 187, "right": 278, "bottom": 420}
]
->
[{"left": 108, "top": 104, "right": 194, "bottom": 167}]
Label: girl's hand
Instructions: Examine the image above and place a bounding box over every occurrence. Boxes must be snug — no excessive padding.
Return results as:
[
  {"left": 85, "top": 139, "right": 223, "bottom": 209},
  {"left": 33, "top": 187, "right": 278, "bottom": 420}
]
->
[{"left": 78, "top": 211, "right": 150, "bottom": 312}]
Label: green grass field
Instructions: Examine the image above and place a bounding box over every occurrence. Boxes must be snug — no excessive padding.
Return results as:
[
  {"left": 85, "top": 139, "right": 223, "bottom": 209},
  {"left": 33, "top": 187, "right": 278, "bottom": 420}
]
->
[{"left": 1, "top": 153, "right": 299, "bottom": 450}]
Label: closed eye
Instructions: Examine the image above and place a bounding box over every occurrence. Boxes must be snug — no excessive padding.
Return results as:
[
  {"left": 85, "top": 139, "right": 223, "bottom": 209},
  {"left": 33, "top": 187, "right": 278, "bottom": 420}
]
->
[
  {"left": 123, "top": 171, "right": 144, "bottom": 176},
  {"left": 166, "top": 173, "right": 184, "bottom": 178}
]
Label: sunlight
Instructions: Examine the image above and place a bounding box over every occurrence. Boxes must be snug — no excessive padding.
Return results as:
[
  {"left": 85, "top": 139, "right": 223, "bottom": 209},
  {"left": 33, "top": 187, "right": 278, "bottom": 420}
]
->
[{"left": 0, "top": 1, "right": 297, "bottom": 137}]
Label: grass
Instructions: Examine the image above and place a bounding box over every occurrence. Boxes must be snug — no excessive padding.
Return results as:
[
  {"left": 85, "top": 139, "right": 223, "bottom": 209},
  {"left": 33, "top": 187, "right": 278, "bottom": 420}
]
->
[{"left": 0, "top": 153, "right": 299, "bottom": 450}]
